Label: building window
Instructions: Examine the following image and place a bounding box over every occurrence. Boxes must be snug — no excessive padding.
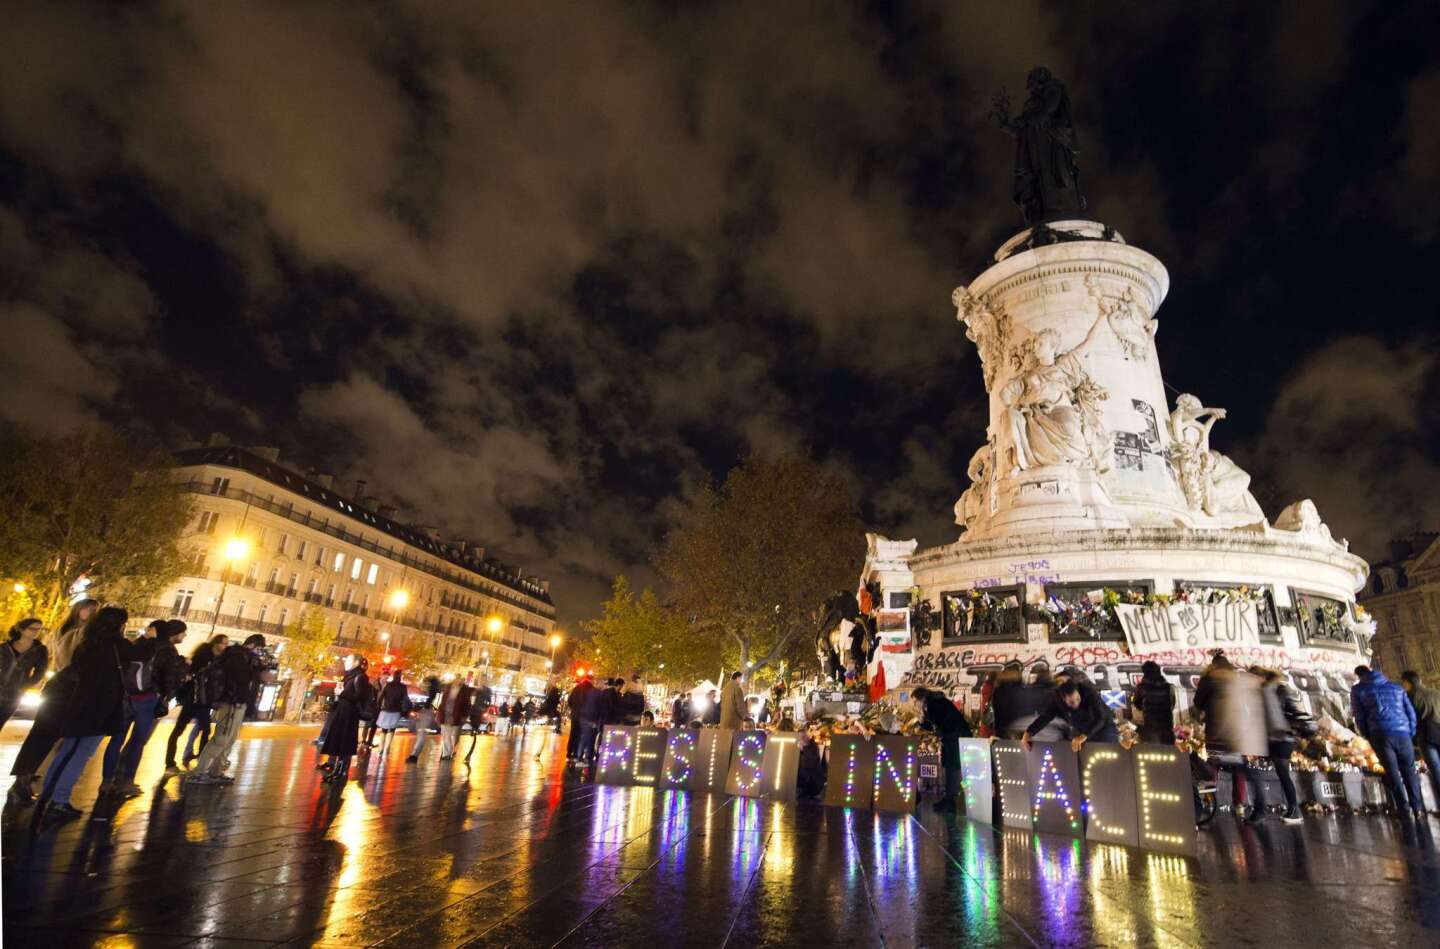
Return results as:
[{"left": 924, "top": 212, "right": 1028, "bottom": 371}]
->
[
  {"left": 172, "top": 589, "right": 195, "bottom": 615},
  {"left": 278, "top": 534, "right": 289, "bottom": 554},
  {"left": 315, "top": 545, "right": 325, "bottom": 567},
  {"left": 233, "top": 600, "right": 246, "bottom": 620},
  {"left": 307, "top": 577, "right": 319, "bottom": 596},
  {"left": 209, "top": 477, "right": 229, "bottom": 496},
  {"left": 296, "top": 540, "right": 308, "bottom": 560},
  {"left": 351, "top": 556, "right": 363, "bottom": 581},
  {"left": 366, "top": 563, "right": 378, "bottom": 585},
  {"left": 268, "top": 567, "right": 280, "bottom": 587},
  {"left": 333, "top": 552, "right": 345, "bottom": 573},
  {"left": 326, "top": 583, "right": 336, "bottom": 606},
  {"left": 289, "top": 573, "right": 300, "bottom": 596},
  {"left": 188, "top": 550, "right": 208, "bottom": 574},
  {"left": 197, "top": 511, "right": 219, "bottom": 534},
  {"left": 278, "top": 608, "right": 289, "bottom": 627},
  {"left": 258, "top": 603, "right": 269, "bottom": 624}
]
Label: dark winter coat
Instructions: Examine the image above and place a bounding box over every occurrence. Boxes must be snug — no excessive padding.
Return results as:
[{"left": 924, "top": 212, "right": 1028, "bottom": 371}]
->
[
  {"left": 991, "top": 680, "right": 1047, "bottom": 734},
  {"left": 379, "top": 680, "right": 410, "bottom": 713},
  {"left": 0, "top": 640, "right": 48, "bottom": 699},
  {"left": 509, "top": 701, "right": 525, "bottom": 723},
  {"left": 1351, "top": 670, "right": 1417, "bottom": 739},
  {"left": 578, "top": 683, "right": 610, "bottom": 724},
  {"left": 568, "top": 680, "right": 594, "bottom": 718},
  {"left": 601, "top": 687, "right": 625, "bottom": 725},
  {"left": 1409, "top": 684, "right": 1440, "bottom": 746},
  {"left": 1027, "top": 684, "right": 1117, "bottom": 742},
  {"left": 921, "top": 691, "right": 973, "bottom": 769},
  {"left": 619, "top": 690, "right": 646, "bottom": 726},
  {"left": 57, "top": 633, "right": 129, "bottom": 738},
  {"left": 540, "top": 687, "right": 561, "bottom": 718},
  {"left": 1132, "top": 676, "right": 1176, "bottom": 743},
  {"left": 182, "top": 643, "right": 218, "bottom": 707},
  {"left": 1261, "top": 680, "right": 1311, "bottom": 757},
  {"left": 216, "top": 644, "right": 259, "bottom": 706},
  {"left": 320, "top": 668, "right": 372, "bottom": 757},
  {"left": 151, "top": 641, "right": 188, "bottom": 703}
]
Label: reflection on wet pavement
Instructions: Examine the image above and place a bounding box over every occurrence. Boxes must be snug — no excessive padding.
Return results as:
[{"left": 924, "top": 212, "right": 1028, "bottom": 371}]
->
[{"left": 4, "top": 727, "right": 1440, "bottom": 946}]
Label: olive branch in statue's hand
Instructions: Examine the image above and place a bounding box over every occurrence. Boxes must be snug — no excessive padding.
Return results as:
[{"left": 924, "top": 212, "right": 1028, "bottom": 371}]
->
[{"left": 991, "top": 88, "right": 1016, "bottom": 132}]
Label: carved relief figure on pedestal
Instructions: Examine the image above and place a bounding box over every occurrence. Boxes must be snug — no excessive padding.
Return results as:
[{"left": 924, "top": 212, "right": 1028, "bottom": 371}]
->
[
  {"left": 952, "top": 286, "right": 1011, "bottom": 390},
  {"left": 1084, "top": 274, "right": 1157, "bottom": 361},
  {"left": 999, "top": 312, "right": 1112, "bottom": 474},
  {"left": 1167, "top": 394, "right": 1264, "bottom": 519},
  {"left": 954, "top": 440, "right": 995, "bottom": 531}
]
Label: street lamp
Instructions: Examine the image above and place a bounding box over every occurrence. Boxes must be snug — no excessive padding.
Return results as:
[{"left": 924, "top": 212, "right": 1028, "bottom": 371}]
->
[
  {"left": 547, "top": 631, "right": 563, "bottom": 678},
  {"left": 209, "top": 536, "right": 252, "bottom": 635},
  {"left": 486, "top": 616, "right": 504, "bottom": 636},
  {"left": 388, "top": 589, "right": 410, "bottom": 610},
  {"left": 12, "top": 582, "right": 25, "bottom": 594}
]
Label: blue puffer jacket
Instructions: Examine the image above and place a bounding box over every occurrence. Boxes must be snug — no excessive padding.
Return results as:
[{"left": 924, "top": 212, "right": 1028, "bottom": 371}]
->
[{"left": 1350, "top": 671, "right": 1417, "bottom": 738}]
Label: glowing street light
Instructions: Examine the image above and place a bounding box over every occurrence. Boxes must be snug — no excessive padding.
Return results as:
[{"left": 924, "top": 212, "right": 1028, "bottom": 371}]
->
[
  {"left": 222, "top": 537, "right": 251, "bottom": 563},
  {"left": 380, "top": 631, "right": 390, "bottom": 642},
  {"left": 209, "top": 536, "right": 253, "bottom": 636},
  {"left": 12, "top": 582, "right": 26, "bottom": 594},
  {"left": 549, "top": 632, "right": 563, "bottom": 649},
  {"left": 486, "top": 616, "right": 504, "bottom": 635},
  {"left": 388, "top": 588, "right": 410, "bottom": 610}
]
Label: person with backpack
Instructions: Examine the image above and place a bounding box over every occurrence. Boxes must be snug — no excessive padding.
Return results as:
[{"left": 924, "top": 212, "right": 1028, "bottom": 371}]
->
[
  {"left": 1131, "top": 661, "right": 1176, "bottom": 744},
  {"left": 1248, "top": 666, "right": 1315, "bottom": 824},
  {"left": 0, "top": 617, "right": 49, "bottom": 730},
  {"left": 165, "top": 634, "right": 226, "bottom": 772},
  {"left": 186, "top": 634, "right": 272, "bottom": 785},
  {"left": 375, "top": 669, "right": 411, "bottom": 757},
  {"left": 100, "top": 619, "right": 188, "bottom": 797},
  {"left": 36, "top": 607, "right": 130, "bottom": 819}
]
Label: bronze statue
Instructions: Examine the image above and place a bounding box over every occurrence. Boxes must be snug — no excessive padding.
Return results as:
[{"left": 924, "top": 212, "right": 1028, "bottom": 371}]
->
[{"left": 993, "top": 67, "right": 1086, "bottom": 225}]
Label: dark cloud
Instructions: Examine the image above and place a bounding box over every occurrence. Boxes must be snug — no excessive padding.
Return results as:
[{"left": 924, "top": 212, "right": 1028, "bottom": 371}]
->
[{"left": 1, "top": 1, "right": 1437, "bottom": 620}]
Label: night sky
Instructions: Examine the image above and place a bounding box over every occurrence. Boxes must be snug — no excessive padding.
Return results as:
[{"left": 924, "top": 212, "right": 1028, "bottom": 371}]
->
[{"left": 2, "top": 2, "right": 1437, "bottom": 623}]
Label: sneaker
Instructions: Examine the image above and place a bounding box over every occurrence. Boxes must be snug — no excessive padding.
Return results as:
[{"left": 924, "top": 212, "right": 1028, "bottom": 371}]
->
[
  {"left": 46, "top": 802, "right": 84, "bottom": 820},
  {"left": 1245, "top": 808, "right": 1267, "bottom": 825},
  {"left": 122, "top": 784, "right": 144, "bottom": 799},
  {"left": 1282, "top": 813, "right": 1303, "bottom": 825}
]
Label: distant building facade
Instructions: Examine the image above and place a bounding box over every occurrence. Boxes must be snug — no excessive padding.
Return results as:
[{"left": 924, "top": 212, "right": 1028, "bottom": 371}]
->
[
  {"left": 141, "top": 443, "right": 557, "bottom": 702},
  {"left": 1359, "top": 533, "right": 1440, "bottom": 678}
]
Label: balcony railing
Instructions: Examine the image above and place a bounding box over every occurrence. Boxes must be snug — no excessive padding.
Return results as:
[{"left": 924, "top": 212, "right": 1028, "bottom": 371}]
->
[{"left": 179, "top": 480, "right": 555, "bottom": 619}]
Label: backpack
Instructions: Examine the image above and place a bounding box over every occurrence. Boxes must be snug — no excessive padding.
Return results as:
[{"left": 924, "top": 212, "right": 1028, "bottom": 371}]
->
[{"left": 122, "top": 657, "right": 155, "bottom": 694}]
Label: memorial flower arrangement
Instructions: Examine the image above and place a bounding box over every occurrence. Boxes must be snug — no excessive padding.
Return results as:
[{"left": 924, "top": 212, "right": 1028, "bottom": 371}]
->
[
  {"left": 1290, "top": 716, "right": 1383, "bottom": 773},
  {"left": 801, "top": 703, "right": 942, "bottom": 756}
]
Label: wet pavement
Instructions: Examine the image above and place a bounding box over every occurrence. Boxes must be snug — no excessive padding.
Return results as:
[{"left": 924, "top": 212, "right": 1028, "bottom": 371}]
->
[{"left": 3, "top": 724, "right": 1440, "bottom": 947}]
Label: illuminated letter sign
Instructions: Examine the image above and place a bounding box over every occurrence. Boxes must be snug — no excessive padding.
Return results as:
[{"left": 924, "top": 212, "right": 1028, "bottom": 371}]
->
[
  {"left": 595, "top": 726, "right": 636, "bottom": 785},
  {"left": 725, "top": 731, "right": 769, "bottom": 797},
  {"left": 872, "top": 735, "right": 919, "bottom": 814},
  {"left": 1026, "top": 742, "right": 1082, "bottom": 837},
  {"left": 691, "top": 728, "right": 734, "bottom": 792},
  {"left": 956, "top": 738, "right": 993, "bottom": 825},
  {"left": 759, "top": 732, "right": 801, "bottom": 801},
  {"left": 660, "top": 729, "right": 698, "bottom": 789},
  {"left": 992, "top": 741, "right": 1032, "bottom": 829},
  {"left": 1079, "top": 744, "right": 1139, "bottom": 847},
  {"left": 631, "top": 728, "right": 667, "bottom": 784},
  {"left": 823, "top": 735, "right": 875, "bottom": 809},
  {"left": 1133, "top": 747, "right": 1198, "bottom": 856}
]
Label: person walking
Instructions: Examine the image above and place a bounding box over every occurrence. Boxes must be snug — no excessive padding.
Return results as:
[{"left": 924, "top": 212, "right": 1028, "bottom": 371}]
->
[
  {"left": 405, "top": 678, "right": 440, "bottom": 764},
  {"left": 1023, "top": 679, "right": 1119, "bottom": 752},
  {"left": 358, "top": 673, "right": 380, "bottom": 748},
  {"left": 165, "top": 634, "right": 226, "bottom": 772},
  {"left": 0, "top": 617, "right": 49, "bottom": 729},
  {"left": 620, "top": 677, "right": 646, "bottom": 726},
  {"left": 670, "top": 692, "right": 689, "bottom": 728},
  {"left": 320, "top": 659, "right": 372, "bottom": 782},
  {"left": 508, "top": 696, "right": 525, "bottom": 733},
  {"left": 375, "top": 669, "right": 410, "bottom": 757},
  {"left": 435, "top": 678, "right": 473, "bottom": 760},
  {"left": 1351, "top": 665, "right": 1425, "bottom": 818},
  {"left": 37, "top": 607, "right": 130, "bottom": 819},
  {"left": 1131, "top": 661, "right": 1176, "bottom": 744},
  {"left": 101, "top": 619, "right": 188, "bottom": 796},
  {"left": 541, "top": 685, "right": 562, "bottom": 732},
  {"left": 912, "top": 686, "right": 973, "bottom": 812},
  {"left": 7, "top": 599, "right": 97, "bottom": 803},
  {"left": 719, "top": 672, "right": 746, "bottom": 730},
  {"left": 187, "top": 634, "right": 270, "bottom": 785},
  {"left": 1401, "top": 670, "right": 1440, "bottom": 811},
  {"left": 1194, "top": 653, "right": 1267, "bottom": 816},
  {"left": 566, "top": 674, "right": 595, "bottom": 762},
  {"left": 576, "top": 677, "right": 610, "bottom": 765},
  {"left": 1246, "top": 666, "right": 1314, "bottom": 824}
]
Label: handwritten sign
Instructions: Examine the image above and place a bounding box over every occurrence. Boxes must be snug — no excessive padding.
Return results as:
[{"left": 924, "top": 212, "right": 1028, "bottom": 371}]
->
[{"left": 1116, "top": 600, "right": 1261, "bottom": 655}]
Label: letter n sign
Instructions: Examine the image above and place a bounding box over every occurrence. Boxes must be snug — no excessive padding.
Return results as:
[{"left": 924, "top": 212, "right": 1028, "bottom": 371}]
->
[{"left": 871, "top": 736, "right": 919, "bottom": 814}]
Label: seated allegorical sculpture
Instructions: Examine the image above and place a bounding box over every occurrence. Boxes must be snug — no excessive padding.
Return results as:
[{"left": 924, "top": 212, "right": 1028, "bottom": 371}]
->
[
  {"left": 1167, "top": 393, "right": 1264, "bottom": 520},
  {"left": 1000, "top": 313, "right": 1112, "bottom": 474}
]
